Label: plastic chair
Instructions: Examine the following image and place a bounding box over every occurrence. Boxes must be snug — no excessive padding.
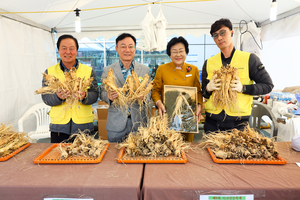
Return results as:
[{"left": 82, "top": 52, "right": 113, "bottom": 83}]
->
[
  {"left": 250, "top": 101, "right": 279, "bottom": 140},
  {"left": 18, "top": 103, "right": 51, "bottom": 142}
]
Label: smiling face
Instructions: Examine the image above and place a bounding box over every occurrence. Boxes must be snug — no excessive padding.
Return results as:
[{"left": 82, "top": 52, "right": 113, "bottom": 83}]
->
[
  {"left": 58, "top": 38, "right": 77, "bottom": 67},
  {"left": 213, "top": 26, "right": 234, "bottom": 50},
  {"left": 115, "top": 37, "right": 136, "bottom": 63},
  {"left": 169, "top": 42, "right": 187, "bottom": 67}
]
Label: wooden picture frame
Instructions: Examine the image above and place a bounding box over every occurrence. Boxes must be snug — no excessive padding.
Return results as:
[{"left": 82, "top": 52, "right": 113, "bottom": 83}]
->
[{"left": 163, "top": 85, "right": 198, "bottom": 134}]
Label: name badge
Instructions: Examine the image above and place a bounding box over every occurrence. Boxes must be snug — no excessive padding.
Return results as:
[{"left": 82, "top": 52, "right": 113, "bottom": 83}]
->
[{"left": 185, "top": 74, "right": 192, "bottom": 77}]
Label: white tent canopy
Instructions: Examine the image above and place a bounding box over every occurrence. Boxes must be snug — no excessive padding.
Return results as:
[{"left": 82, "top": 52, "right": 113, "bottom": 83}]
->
[
  {"left": 1, "top": 0, "right": 300, "bottom": 127},
  {"left": 1, "top": 0, "right": 300, "bottom": 39}
]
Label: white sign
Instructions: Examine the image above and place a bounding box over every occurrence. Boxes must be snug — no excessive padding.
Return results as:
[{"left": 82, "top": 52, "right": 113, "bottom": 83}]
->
[{"left": 200, "top": 194, "right": 254, "bottom": 200}]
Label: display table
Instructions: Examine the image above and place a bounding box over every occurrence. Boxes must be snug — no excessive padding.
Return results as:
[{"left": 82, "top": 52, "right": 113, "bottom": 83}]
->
[
  {"left": 0, "top": 143, "right": 143, "bottom": 200},
  {"left": 142, "top": 142, "right": 300, "bottom": 200}
]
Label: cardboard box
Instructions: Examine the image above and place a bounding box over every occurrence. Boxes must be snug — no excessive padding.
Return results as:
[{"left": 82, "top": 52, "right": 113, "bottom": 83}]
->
[
  {"left": 97, "top": 101, "right": 109, "bottom": 140},
  {"left": 282, "top": 86, "right": 300, "bottom": 93},
  {"left": 98, "top": 101, "right": 108, "bottom": 106},
  {"left": 151, "top": 106, "right": 156, "bottom": 117},
  {"left": 97, "top": 120, "right": 108, "bottom": 140}
]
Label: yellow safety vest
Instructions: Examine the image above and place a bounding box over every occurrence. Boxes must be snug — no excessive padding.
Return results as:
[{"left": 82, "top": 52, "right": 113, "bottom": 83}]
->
[
  {"left": 48, "top": 63, "right": 94, "bottom": 124},
  {"left": 205, "top": 50, "right": 253, "bottom": 116}
]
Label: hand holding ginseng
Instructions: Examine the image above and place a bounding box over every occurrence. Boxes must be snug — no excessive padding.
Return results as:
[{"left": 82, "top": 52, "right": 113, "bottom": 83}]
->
[
  {"left": 107, "top": 88, "right": 118, "bottom": 101},
  {"left": 74, "top": 91, "right": 86, "bottom": 100},
  {"left": 35, "top": 68, "right": 94, "bottom": 107},
  {"left": 206, "top": 74, "right": 221, "bottom": 92},
  {"left": 157, "top": 100, "right": 166, "bottom": 119},
  {"left": 230, "top": 77, "right": 243, "bottom": 93},
  {"left": 57, "top": 89, "right": 71, "bottom": 100},
  {"left": 196, "top": 104, "right": 202, "bottom": 123}
]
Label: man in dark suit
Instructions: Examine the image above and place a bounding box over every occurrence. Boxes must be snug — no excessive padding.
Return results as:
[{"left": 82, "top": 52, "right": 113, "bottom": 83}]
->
[{"left": 100, "top": 33, "right": 150, "bottom": 142}]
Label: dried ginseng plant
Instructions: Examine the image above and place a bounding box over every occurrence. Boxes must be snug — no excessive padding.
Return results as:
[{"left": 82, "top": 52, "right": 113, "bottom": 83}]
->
[
  {"left": 102, "top": 68, "right": 154, "bottom": 110},
  {"left": 197, "top": 125, "right": 278, "bottom": 160},
  {"left": 59, "top": 130, "right": 108, "bottom": 160},
  {"left": 116, "top": 115, "right": 190, "bottom": 158},
  {"left": 212, "top": 64, "right": 239, "bottom": 112},
  {"left": 0, "top": 123, "right": 29, "bottom": 157},
  {"left": 35, "top": 67, "right": 94, "bottom": 107}
]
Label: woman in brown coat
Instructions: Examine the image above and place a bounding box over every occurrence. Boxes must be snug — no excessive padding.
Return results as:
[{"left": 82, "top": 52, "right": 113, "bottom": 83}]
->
[{"left": 151, "top": 36, "right": 203, "bottom": 142}]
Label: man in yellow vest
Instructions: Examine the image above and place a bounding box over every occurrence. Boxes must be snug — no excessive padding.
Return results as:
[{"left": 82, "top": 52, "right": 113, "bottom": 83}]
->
[
  {"left": 201, "top": 18, "right": 274, "bottom": 133},
  {"left": 42, "top": 35, "right": 98, "bottom": 143}
]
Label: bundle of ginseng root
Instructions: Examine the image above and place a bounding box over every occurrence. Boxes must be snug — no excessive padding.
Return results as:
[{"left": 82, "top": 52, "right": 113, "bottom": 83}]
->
[
  {"left": 212, "top": 64, "right": 239, "bottom": 111},
  {"left": 0, "top": 123, "right": 29, "bottom": 157},
  {"left": 35, "top": 67, "right": 94, "bottom": 107},
  {"left": 59, "top": 130, "right": 108, "bottom": 159},
  {"left": 102, "top": 68, "right": 154, "bottom": 108},
  {"left": 197, "top": 125, "right": 278, "bottom": 160},
  {"left": 116, "top": 115, "right": 190, "bottom": 158}
]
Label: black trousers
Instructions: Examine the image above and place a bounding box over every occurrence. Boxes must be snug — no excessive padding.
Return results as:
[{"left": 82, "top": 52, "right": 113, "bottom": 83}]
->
[
  {"left": 51, "top": 132, "right": 75, "bottom": 143},
  {"left": 204, "top": 114, "right": 249, "bottom": 133}
]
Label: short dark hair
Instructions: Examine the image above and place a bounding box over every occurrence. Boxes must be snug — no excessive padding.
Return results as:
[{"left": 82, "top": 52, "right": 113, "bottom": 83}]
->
[
  {"left": 210, "top": 18, "right": 233, "bottom": 36},
  {"left": 166, "top": 36, "right": 189, "bottom": 56},
  {"left": 57, "top": 34, "right": 79, "bottom": 51},
  {"left": 116, "top": 33, "right": 136, "bottom": 46}
]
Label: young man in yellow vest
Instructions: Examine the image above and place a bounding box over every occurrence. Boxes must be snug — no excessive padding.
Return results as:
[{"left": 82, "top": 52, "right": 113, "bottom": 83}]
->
[
  {"left": 201, "top": 18, "right": 274, "bottom": 133},
  {"left": 42, "top": 35, "right": 98, "bottom": 143}
]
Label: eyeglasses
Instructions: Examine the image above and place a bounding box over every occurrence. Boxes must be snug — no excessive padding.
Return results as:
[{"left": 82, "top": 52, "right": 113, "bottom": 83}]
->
[
  {"left": 171, "top": 50, "right": 185, "bottom": 55},
  {"left": 212, "top": 30, "right": 227, "bottom": 39}
]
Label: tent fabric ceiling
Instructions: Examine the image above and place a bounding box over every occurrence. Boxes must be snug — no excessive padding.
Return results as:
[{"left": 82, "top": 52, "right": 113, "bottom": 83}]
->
[
  {"left": 261, "top": 12, "right": 300, "bottom": 41},
  {"left": 1, "top": 0, "right": 300, "bottom": 39}
]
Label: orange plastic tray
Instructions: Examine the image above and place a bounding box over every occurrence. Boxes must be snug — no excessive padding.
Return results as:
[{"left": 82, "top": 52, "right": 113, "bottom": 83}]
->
[
  {"left": 0, "top": 143, "right": 31, "bottom": 161},
  {"left": 207, "top": 147, "right": 287, "bottom": 165},
  {"left": 33, "top": 143, "right": 109, "bottom": 164},
  {"left": 116, "top": 146, "right": 187, "bottom": 163}
]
